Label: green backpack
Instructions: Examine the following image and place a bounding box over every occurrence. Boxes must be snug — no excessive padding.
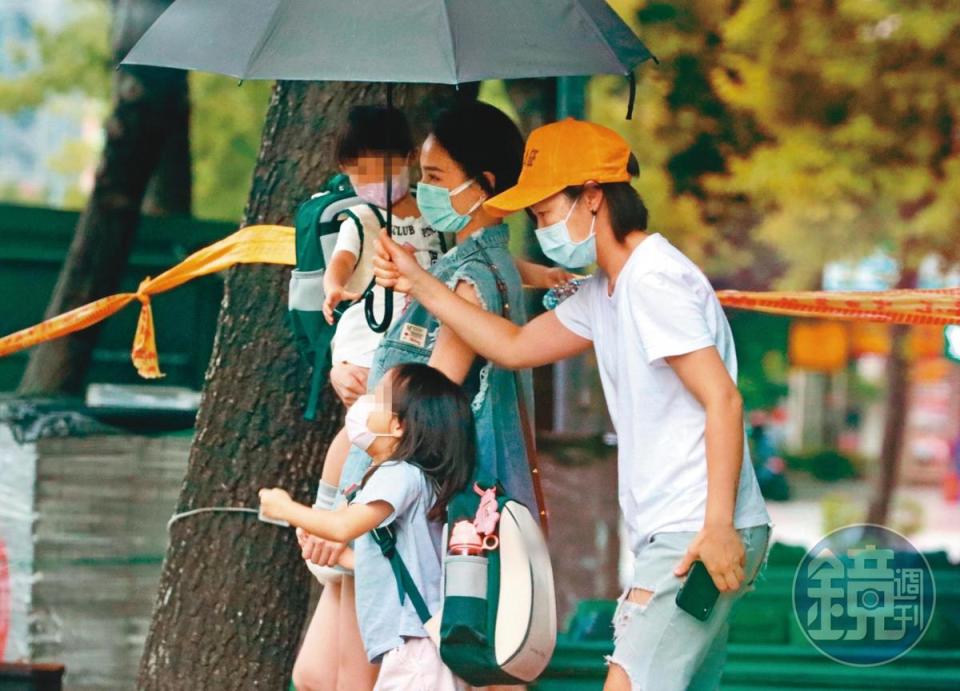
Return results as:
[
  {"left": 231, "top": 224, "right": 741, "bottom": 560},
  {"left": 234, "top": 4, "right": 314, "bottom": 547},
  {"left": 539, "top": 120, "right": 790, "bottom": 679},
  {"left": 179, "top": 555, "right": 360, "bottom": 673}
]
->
[{"left": 288, "top": 173, "right": 385, "bottom": 420}]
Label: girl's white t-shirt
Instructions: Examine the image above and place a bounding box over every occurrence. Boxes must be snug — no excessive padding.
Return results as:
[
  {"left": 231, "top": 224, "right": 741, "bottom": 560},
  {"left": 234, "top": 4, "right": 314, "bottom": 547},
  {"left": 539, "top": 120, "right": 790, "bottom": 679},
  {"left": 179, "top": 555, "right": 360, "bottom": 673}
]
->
[
  {"left": 554, "top": 232, "right": 771, "bottom": 554},
  {"left": 330, "top": 205, "right": 450, "bottom": 367}
]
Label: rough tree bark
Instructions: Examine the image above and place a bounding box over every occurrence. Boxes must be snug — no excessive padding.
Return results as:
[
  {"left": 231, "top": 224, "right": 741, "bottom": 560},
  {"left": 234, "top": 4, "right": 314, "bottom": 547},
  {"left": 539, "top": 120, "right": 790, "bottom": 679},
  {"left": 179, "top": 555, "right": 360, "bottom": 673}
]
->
[
  {"left": 18, "top": 0, "right": 190, "bottom": 396},
  {"left": 137, "top": 80, "right": 471, "bottom": 690},
  {"left": 866, "top": 268, "right": 917, "bottom": 525}
]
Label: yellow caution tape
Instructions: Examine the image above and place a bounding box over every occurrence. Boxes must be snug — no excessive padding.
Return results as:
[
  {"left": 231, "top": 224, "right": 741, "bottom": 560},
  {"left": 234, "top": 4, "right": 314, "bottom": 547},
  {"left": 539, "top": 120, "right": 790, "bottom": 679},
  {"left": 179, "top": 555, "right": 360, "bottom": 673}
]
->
[
  {"left": 0, "top": 225, "right": 295, "bottom": 378},
  {"left": 3, "top": 223, "right": 960, "bottom": 380}
]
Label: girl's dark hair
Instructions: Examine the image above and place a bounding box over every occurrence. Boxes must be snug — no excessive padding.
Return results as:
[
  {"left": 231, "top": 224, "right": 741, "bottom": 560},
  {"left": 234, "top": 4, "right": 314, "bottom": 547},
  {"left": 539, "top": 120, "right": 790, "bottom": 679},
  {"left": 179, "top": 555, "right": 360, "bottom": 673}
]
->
[
  {"left": 389, "top": 363, "right": 476, "bottom": 522},
  {"left": 336, "top": 105, "right": 415, "bottom": 164},
  {"left": 563, "top": 154, "right": 648, "bottom": 242},
  {"left": 430, "top": 101, "right": 524, "bottom": 196}
]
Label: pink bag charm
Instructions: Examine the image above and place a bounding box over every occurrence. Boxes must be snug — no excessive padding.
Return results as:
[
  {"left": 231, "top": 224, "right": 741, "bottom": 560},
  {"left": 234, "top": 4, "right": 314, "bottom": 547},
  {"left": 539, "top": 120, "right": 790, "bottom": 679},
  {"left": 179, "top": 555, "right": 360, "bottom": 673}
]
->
[{"left": 472, "top": 483, "right": 500, "bottom": 537}]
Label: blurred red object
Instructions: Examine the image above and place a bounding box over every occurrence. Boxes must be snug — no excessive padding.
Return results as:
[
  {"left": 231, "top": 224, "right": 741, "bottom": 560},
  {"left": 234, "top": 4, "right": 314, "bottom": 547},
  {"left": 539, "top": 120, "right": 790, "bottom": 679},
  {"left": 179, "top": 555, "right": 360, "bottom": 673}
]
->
[{"left": 944, "top": 471, "right": 960, "bottom": 503}]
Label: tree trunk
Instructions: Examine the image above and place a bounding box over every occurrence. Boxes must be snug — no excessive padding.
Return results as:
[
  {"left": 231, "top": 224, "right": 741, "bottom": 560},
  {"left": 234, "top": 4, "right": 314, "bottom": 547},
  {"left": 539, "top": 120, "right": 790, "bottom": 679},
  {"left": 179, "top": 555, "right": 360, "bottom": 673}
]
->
[
  {"left": 866, "top": 269, "right": 917, "bottom": 525},
  {"left": 137, "top": 80, "right": 470, "bottom": 690},
  {"left": 142, "top": 111, "right": 192, "bottom": 215},
  {"left": 18, "top": 0, "right": 190, "bottom": 396}
]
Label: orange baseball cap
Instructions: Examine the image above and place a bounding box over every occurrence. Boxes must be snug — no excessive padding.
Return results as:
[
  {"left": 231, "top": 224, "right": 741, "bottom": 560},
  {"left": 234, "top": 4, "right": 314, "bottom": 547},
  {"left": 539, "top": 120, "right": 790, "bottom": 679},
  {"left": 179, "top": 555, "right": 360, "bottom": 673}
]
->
[{"left": 484, "top": 118, "right": 632, "bottom": 216}]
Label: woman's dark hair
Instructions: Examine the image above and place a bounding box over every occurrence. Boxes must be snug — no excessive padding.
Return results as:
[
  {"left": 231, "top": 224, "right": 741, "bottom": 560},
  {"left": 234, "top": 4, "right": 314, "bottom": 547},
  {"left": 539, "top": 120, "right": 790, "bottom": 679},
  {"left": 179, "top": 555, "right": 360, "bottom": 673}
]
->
[
  {"left": 430, "top": 101, "right": 524, "bottom": 196},
  {"left": 563, "top": 154, "right": 648, "bottom": 242},
  {"left": 336, "top": 105, "right": 415, "bottom": 164},
  {"left": 388, "top": 363, "right": 476, "bottom": 522}
]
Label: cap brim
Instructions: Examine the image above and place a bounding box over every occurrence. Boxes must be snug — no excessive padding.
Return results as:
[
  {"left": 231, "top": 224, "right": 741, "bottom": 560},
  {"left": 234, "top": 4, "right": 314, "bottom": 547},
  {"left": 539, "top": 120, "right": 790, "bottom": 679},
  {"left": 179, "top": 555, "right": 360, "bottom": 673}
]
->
[{"left": 483, "top": 182, "right": 568, "bottom": 217}]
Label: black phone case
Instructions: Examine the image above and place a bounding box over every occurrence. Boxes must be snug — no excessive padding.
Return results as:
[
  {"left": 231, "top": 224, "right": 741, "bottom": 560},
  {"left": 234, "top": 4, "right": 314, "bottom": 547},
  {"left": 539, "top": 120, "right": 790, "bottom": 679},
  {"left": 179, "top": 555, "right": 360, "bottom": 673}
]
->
[{"left": 675, "top": 560, "right": 720, "bottom": 621}]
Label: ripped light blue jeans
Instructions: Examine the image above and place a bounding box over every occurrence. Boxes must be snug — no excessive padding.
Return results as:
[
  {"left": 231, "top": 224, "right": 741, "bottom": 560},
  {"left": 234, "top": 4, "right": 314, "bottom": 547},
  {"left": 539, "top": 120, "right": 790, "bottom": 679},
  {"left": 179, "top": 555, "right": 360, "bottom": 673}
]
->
[{"left": 608, "top": 521, "right": 774, "bottom": 691}]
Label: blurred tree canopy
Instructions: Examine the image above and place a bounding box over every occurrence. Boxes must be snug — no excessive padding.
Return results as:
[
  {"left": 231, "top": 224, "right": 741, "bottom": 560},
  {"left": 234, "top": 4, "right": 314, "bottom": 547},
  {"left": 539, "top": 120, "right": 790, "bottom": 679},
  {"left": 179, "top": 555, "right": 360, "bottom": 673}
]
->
[
  {"left": 4, "top": 0, "right": 959, "bottom": 271},
  {"left": 598, "top": 0, "right": 960, "bottom": 290},
  {"left": 0, "top": 0, "right": 271, "bottom": 220}
]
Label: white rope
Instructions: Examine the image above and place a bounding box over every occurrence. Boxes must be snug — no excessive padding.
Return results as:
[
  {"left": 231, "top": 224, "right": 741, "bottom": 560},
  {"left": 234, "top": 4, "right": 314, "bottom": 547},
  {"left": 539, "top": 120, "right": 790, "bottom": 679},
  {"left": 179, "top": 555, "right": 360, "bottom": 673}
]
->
[{"left": 166, "top": 506, "right": 260, "bottom": 530}]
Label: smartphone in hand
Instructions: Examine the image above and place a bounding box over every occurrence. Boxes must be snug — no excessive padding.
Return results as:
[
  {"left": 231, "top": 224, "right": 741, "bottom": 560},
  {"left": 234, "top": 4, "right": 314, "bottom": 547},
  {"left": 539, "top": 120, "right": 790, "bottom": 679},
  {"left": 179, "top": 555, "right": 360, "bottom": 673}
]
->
[{"left": 675, "top": 560, "right": 720, "bottom": 621}]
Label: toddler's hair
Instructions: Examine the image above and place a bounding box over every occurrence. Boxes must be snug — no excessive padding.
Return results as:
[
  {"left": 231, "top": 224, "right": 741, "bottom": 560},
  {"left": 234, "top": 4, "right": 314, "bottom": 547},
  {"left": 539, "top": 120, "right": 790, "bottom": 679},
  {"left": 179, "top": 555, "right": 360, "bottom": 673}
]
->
[
  {"left": 388, "top": 363, "right": 476, "bottom": 521},
  {"left": 336, "top": 105, "right": 415, "bottom": 165}
]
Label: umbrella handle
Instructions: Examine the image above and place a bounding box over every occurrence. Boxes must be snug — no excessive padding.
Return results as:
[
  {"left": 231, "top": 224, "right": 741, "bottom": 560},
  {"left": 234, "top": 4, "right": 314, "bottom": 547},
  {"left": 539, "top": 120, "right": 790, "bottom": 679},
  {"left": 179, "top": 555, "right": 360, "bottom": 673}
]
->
[
  {"left": 364, "top": 288, "right": 393, "bottom": 334},
  {"left": 365, "top": 82, "right": 396, "bottom": 334}
]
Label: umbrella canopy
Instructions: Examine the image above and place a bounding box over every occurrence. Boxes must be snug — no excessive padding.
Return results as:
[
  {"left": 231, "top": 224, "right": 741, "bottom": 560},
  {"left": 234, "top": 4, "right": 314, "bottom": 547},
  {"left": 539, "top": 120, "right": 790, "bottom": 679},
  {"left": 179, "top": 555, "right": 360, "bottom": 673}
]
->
[
  {"left": 121, "top": 0, "right": 655, "bottom": 82},
  {"left": 122, "top": 0, "right": 655, "bottom": 334}
]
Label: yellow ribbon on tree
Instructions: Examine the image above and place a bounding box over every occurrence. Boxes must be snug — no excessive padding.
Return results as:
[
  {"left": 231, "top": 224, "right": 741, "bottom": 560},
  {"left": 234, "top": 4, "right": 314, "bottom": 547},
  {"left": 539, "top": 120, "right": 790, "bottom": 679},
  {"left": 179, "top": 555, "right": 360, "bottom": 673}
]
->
[
  {"left": 0, "top": 225, "right": 295, "bottom": 378},
  {"left": 4, "top": 223, "right": 960, "bottom": 381}
]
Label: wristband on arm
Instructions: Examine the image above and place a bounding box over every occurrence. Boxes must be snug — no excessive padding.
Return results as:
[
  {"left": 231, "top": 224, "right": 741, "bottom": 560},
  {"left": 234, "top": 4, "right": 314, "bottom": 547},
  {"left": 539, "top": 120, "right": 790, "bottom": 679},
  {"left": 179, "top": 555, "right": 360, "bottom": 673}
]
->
[{"left": 313, "top": 479, "right": 338, "bottom": 510}]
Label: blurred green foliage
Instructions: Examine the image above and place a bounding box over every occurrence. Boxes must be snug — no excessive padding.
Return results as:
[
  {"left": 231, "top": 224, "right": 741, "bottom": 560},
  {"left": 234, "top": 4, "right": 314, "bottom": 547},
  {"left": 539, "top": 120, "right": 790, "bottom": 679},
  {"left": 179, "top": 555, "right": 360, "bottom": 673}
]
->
[
  {"left": 821, "top": 490, "right": 925, "bottom": 536},
  {"left": 786, "top": 448, "right": 865, "bottom": 482},
  {"left": 0, "top": 0, "right": 271, "bottom": 221},
  {"left": 3, "top": 0, "right": 959, "bottom": 268},
  {"left": 597, "top": 0, "right": 960, "bottom": 289},
  {"left": 726, "top": 309, "right": 789, "bottom": 410}
]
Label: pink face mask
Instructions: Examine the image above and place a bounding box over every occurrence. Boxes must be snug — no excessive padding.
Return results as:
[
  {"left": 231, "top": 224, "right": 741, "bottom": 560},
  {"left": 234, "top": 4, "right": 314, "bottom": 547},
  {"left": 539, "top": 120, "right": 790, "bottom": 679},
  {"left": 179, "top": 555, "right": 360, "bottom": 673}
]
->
[{"left": 354, "top": 168, "right": 410, "bottom": 209}]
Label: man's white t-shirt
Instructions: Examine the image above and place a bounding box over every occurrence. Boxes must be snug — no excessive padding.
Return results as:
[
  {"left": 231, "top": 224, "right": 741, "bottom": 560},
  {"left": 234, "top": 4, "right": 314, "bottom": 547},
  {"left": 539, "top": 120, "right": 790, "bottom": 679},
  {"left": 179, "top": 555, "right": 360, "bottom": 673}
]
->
[
  {"left": 555, "top": 232, "right": 771, "bottom": 554},
  {"left": 331, "top": 205, "right": 450, "bottom": 367}
]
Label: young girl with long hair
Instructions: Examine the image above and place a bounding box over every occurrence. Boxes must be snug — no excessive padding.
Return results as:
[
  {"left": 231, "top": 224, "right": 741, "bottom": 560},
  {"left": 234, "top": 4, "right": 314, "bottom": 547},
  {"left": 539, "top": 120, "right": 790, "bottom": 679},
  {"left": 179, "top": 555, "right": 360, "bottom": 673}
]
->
[{"left": 260, "top": 363, "right": 475, "bottom": 689}]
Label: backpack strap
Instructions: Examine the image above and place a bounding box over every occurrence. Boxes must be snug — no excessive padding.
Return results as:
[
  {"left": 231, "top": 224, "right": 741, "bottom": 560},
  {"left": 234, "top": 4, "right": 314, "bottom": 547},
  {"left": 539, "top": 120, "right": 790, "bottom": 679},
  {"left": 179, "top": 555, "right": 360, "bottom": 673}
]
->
[
  {"left": 304, "top": 344, "right": 331, "bottom": 421},
  {"left": 367, "top": 204, "right": 387, "bottom": 229},
  {"left": 370, "top": 523, "right": 432, "bottom": 625},
  {"left": 476, "top": 246, "right": 549, "bottom": 536},
  {"left": 345, "top": 472, "right": 432, "bottom": 625},
  {"left": 337, "top": 205, "right": 385, "bottom": 308},
  {"left": 338, "top": 208, "right": 365, "bottom": 269}
]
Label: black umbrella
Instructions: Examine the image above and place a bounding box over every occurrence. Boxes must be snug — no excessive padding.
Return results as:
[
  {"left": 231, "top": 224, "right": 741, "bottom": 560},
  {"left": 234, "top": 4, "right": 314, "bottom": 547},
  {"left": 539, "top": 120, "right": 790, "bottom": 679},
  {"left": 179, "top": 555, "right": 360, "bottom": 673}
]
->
[{"left": 123, "top": 0, "right": 656, "bottom": 331}]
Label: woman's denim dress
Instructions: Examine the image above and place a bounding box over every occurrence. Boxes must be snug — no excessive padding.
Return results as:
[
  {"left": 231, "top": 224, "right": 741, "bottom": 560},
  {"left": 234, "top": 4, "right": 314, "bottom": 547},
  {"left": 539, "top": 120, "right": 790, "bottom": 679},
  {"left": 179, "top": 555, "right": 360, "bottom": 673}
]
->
[{"left": 336, "top": 223, "right": 539, "bottom": 515}]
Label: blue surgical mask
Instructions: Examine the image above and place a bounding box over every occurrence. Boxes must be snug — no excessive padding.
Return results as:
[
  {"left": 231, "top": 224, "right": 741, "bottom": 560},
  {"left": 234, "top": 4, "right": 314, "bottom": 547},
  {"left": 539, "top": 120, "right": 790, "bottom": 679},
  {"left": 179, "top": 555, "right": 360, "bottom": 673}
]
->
[
  {"left": 416, "top": 178, "right": 483, "bottom": 233},
  {"left": 535, "top": 196, "right": 597, "bottom": 268}
]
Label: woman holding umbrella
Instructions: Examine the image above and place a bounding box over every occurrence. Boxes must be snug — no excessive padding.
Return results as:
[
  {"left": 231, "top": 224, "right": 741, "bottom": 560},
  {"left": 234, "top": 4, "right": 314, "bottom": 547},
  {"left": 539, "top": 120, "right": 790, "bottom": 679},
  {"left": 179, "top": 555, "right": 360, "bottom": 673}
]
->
[
  {"left": 373, "top": 119, "right": 774, "bottom": 691},
  {"left": 294, "top": 101, "right": 542, "bottom": 690}
]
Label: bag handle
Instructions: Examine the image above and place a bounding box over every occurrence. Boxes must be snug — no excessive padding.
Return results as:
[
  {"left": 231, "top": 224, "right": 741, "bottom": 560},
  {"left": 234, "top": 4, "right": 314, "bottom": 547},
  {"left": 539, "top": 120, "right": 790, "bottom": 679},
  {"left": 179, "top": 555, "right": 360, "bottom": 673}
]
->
[{"left": 476, "top": 247, "right": 549, "bottom": 536}]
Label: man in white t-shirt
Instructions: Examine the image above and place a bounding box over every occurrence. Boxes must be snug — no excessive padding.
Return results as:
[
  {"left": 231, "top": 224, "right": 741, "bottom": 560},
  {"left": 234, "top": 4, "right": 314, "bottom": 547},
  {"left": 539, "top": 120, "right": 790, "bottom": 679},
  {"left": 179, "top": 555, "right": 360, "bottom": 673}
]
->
[{"left": 373, "top": 119, "right": 774, "bottom": 691}]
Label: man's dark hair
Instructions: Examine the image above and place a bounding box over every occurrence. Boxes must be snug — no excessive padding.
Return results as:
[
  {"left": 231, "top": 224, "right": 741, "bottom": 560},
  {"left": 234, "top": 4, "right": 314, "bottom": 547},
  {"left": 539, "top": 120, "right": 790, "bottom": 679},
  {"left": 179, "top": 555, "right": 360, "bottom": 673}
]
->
[
  {"left": 430, "top": 101, "right": 524, "bottom": 195},
  {"left": 564, "top": 154, "right": 647, "bottom": 242},
  {"left": 336, "top": 105, "right": 415, "bottom": 164}
]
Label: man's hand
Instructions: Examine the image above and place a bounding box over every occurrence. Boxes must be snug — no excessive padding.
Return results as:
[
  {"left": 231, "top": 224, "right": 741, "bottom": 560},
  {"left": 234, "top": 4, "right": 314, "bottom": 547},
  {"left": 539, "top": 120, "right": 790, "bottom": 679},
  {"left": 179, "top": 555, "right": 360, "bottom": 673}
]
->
[
  {"left": 297, "top": 527, "right": 348, "bottom": 567},
  {"left": 258, "top": 488, "right": 293, "bottom": 522},
  {"left": 674, "top": 523, "right": 746, "bottom": 592},
  {"left": 329, "top": 361, "right": 368, "bottom": 406},
  {"left": 322, "top": 286, "right": 362, "bottom": 325},
  {"left": 373, "top": 230, "right": 427, "bottom": 296},
  {"left": 542, "top": 266, "right": 576, "bottom": 289}
]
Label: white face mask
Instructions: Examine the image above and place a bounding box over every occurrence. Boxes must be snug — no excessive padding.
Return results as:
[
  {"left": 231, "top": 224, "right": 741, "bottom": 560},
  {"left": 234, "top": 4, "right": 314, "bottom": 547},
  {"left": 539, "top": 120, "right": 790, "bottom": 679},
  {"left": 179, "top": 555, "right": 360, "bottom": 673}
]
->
[
  {"left": 344, "top": 394, "right": 393, "bottom": 451},
  {"left": 353, "top": 167, "right": 411, "bottom": 209}
]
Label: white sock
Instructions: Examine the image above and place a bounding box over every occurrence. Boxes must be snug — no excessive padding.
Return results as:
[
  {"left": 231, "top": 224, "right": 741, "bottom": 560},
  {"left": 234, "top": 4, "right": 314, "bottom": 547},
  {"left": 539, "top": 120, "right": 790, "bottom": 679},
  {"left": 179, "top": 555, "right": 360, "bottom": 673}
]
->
[{"left": 313, "top": 479, "right": 338, "bottom": 510}]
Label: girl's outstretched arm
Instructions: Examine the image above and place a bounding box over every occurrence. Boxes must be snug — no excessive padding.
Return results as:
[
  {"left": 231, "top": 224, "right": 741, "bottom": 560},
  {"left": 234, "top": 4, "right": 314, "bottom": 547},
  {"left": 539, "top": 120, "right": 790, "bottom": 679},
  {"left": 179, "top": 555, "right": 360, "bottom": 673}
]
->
[{"left": 259, "top": 488, "right": 392, "bottom": 543}]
